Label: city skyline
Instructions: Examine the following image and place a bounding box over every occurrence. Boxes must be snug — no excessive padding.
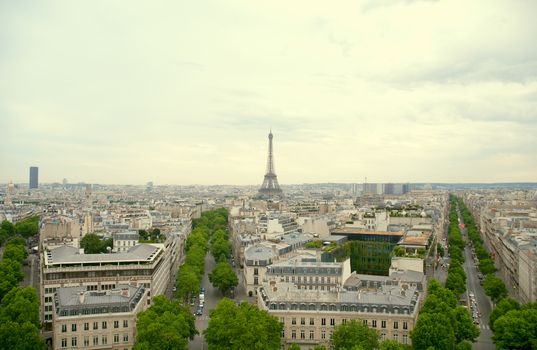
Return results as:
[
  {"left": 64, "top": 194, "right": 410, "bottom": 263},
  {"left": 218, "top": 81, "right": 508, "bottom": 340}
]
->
[{"left": 2, "top": 1, "right": 537, "bottom": 185}]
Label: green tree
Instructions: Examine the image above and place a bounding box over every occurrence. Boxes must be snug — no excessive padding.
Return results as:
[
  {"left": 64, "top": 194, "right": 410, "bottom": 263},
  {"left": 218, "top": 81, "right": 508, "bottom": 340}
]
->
[
  {"left": 0, "top": 287, "right": 40, "bottom": 327},
  {"left": 483, "top": 274, "right": 508, "bottom": 303},
  {"left": 133, "top": 296, "right": 196, "bottom": 350},
  {"left": 445, "top": 271, "right": 466, "bottom": 296},
  {"left": 14, "top": 216, "right": 39, "bottom": 239},
  {"left": 452, "top": 306, "right": 479, "bottom": 343},
  {"left": 288, "top": 344, "right": 301, "bottom": 350},
  {"left": 204, "top": 298, "right": 282, "bottom": 350},
  {"left": 411, "top": 312, "right": 455, "bottom": 350},
  {"left": 492, "top": 308, "right": 537, "bottom": 349},
  {"left": 479, "top": 259, "right": 496, "bottom": 275},
  {"left": 489, "top": 298, "right": 520, "bottom": 331},
  {"left": 3, "top": 244, "right": 28, "bottom": 264},
  {"left": 211, "top": 237, "right": 231, "bottom": 260},
  {"left": 0, "top": 259, "right": 24, "bottom": 301},
  {"left": 393, "top": 246, "right": 406, "bottom": 257},
  {"left": 208, "top": 260, "right": 238, "bottom": 295},
  {"left": 0, "top": 320, "right": 45, "bottom": 350},
  {"left": 331, "top": 320, "right": 379, "bottom": 350},
  {"left": 80, "top": 233, "right": 110, "bottom": 254},
  {"left": 380, "top": 339, "right": 409, "bottom": 349},
  {"left": 437, "top": 243, "right": 445, "bottom": 257},
  {"left": 176, "top": 265, "right": 201, "bottom": 301},
  {"left": 455, "top": 340, "right": 473, "bottom": 350}
]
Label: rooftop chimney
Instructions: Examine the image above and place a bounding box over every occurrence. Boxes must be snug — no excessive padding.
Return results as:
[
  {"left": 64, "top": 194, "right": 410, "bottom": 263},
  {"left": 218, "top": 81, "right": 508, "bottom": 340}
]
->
[{"left": 78, "top": 291, "right": 85, "bottom": 304}]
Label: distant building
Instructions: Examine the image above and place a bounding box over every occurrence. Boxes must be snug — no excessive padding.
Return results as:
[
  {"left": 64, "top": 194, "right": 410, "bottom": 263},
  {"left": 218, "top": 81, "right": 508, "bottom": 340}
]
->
[
  {"left": 112, "top": 231, "right": 139, "bottom": 253},
  {"left": 29, "top": 166, "right": 39, "bottom": 189},
  {"left": 52, "top": 285, "right": 147, "bottom": 350}
]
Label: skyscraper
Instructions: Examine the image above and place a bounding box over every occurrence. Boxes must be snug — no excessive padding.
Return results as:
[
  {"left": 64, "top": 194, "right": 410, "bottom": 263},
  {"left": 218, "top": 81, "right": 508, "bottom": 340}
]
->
[
  {"left": 29, "top": 166, "right": 39, "bottom": 189},
  {"left": 259, "top": 131, "right": 283, "bottom": 196}
]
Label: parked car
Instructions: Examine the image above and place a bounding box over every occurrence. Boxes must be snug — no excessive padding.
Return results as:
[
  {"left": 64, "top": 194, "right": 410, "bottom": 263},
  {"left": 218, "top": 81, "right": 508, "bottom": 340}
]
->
[{"left": 196, "top": 306, "right": 203, "bottom": 316}]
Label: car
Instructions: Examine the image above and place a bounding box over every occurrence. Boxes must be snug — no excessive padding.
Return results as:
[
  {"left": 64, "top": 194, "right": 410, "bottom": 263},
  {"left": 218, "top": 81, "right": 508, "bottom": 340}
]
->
[
  {"left": 200, "top": 287, "right": 205, "bottom": 294},
  {"left": 469, "top": 292, "right": 475, "bottom": 298},
  {"left": 196, "top": 306, "right": 203, "bottom": 316}
]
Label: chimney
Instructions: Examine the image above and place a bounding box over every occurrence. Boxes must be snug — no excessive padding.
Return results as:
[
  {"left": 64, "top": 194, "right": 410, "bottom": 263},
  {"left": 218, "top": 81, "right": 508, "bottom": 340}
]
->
[
  {"left": 78, "top": 291, "right": 85, "bottom": 304},
  {"left": 120, "top": 287, "right": 130, "bottom": 297}
]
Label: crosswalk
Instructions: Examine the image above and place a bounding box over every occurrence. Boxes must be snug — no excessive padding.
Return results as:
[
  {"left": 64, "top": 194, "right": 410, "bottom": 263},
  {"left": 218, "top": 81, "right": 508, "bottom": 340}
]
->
[{"left": 479, "top": 324, "right": 490, "bottom": 330}]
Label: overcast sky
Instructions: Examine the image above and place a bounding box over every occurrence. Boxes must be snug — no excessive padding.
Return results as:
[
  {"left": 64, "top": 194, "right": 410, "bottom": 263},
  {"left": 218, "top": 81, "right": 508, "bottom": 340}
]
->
[{"left": 1, "top": 0, "right": 536, "bottom": 185}]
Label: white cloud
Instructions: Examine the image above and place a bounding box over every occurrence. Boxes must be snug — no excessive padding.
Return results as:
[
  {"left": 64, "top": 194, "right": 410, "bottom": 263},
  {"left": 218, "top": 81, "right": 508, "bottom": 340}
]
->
[{"left": 1, "top": 0, "right": 536, "bottom": 184}]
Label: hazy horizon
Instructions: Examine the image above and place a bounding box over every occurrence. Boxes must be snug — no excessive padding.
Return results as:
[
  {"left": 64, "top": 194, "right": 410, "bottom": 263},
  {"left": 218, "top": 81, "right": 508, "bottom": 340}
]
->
[{"left": 2, "top": 1, "right": 536, "bottom": 185}]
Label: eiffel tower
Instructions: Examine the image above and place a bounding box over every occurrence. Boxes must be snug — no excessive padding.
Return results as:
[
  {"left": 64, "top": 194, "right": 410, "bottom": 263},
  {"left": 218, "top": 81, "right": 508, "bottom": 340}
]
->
[{"left": 259, "top": 131, "right": 283, "bottom": 196}]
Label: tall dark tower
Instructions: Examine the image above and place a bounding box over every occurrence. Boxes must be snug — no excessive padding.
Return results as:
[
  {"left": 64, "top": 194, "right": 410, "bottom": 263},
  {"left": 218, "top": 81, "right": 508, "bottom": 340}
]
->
[
  {"left": 29, "top": 166, "right": 38, "bottom": 189},
  {"left": 259, "top": 131, "right": 283, "bottom": 196}
]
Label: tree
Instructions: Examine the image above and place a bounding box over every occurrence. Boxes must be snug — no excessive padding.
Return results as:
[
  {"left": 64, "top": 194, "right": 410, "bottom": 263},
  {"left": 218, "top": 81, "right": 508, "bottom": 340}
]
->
[
  {"left": 134, "top": 296, "right": 196, "bottom": 350},
  {"left": 288, "top": 344, "right": 301, "bottom": 350},
  {"left": 437, "top": 243, "right": 445, "bottom": 257},
  {"left": 492, "top": 308, "right": 537, "bottom": 349},
  {"left": 411, "top": 312, "right": 455, "bottom": 350},
  {"left": 0, "top": 320, "right": 45, "bottom": 350},
  {"left": 80, "top": 233, "right": 111, "bottom": 254},
  {"left": 208, "top": 260, "right": 238, "bottom": 295},
  {"left": 0, "top": 287, "right": 40, "bottom": 327},
  {"left": 483, "top": 274, "right": 508, "bottom": 303},
  {"left": 479, "top": 259, "right": 496, "bottom": 275},
  {"left": 14, "top": 216, "right": 39, "bottom": 239},
  {"left": 452, "top": 306, "right": 479, "bottom": 343},
  {"left": 176, "top": 265, "right": 201, "bottom": 301},
  {"left": 331, "top": 320, "right": 379, "bottom": 350},
  {"left": 489, "top": 298, "right": 520, "bottom": 331},
  {"left": 0, "top": 259, "right": 24, "bottom": 301},
  {"left": 204, "top": 298, "right": 282, "bottom": 350},
  {"left": 445, "top": 271, "right": 466, "bottom": 296},
  {"left": 380, "top": 340, "right": 409, "bottom": 349},
  {"left": 427, "top": 279, "right": 457, "bottom": 308},
  {"left": 211, "top": 237, "right": 231, "bottom": 260},
  {"left": 393, "top": 246, "right": 406, "bottom": 257},
  {"left": 455, "top": 340, "right": 473, "bottom": 350},
  {"left": 3, "top": 243, "right": 28, "bottom": 264}
]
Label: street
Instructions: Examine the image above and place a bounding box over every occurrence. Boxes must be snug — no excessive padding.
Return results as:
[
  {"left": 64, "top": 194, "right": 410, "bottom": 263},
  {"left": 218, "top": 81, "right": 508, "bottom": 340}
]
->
[
  {"left": 188, "top": 252, "right": 217, "bottom": 350},
  {"left": 457, "top": 209, "right": 494, "bottom": 350}
]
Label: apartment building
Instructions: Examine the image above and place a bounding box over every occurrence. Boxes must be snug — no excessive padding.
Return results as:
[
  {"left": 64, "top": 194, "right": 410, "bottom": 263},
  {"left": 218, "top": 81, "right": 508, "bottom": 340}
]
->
[
  {"left": 259, "top": 277, "right": 421, "bottom": 349},
  {"left": 53, "top": 285, "right": 146, "bottom": 350},
  {"left": 40, "top": 235, "right": 181, "bottom": 346}
]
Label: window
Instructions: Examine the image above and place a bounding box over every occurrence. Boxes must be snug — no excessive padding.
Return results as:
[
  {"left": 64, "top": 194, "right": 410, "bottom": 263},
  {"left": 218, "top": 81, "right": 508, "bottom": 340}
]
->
[
  {"left": 281, "top": 329, "right": 285, "bottom": 338},
  {"left": 381, "top": 333, "right": 386, "bottom": 341},
  {"left": 403, "top": 322, "right": 408, "bottom": 330},
  {"left": 71, "top": 337, "right": 77, "bottom": 347},
  {"left": 403, "top": 335, "right": 408, "bottom": 344},
  {"left": 83, "top": 336, "right": 89, "bottom": 347},
  {"left": 254, "top": 277, "right": 258, "bottom": 285},
  {"left": 123, "top": 320, "right": 129, "bottom": 328},
  {"left": 102, "top": 335, "right": 107, "bottom": 345},
  {"left": 381, "top": 320, "right": 386, "bottom": 329},
  {"left": 93, "top": 322, "right": 98, "bottom": 330},
  {"left": 114, "top": 320, "right": 119, "bottom": 328},
  {"left": 309, "top": 330, "right": 315, "bottom": 340},
  {"left": 342, "top": 319, "right": 347, "bottom": 325},
  {"left": 93, "top": 336, "right": 99, "bottom": 346},
  {"left": 291, "top": 330, "right": 296, "bottom": 339},
  {"left": 61, "top": 324, "right": 67, "bottom": 333},
  {"left": 292, "top": 317, "right": 296, "bottom": 325},
  {"left": 310, "top": 318, "right": 314, "bottom": 325},
  {"left": 330, "top": 318, "right": 335, "bottom": 326},
  {"left": 372, "top": 320, "right": 377, "bottom": 328},
  {"left": 321, "top": 330, "right": 326, "bottom": 339},
  {"left": 300, "top": 330, "right": 305, "bottom": 339},
  {"left": 102, "top": 321, "right": 107, "bottom": 329},
  {"left": 72, "top": 324, "right": 77, "bottom": 332},
  {"left": 123, "top": 334, "right": 129, "bottom": 343},
  {"left": 301, "top": 317, "right": 305, "bottom": 325},
  {"left": 254, "top": 268, "right": 258, "bottom": 275},
  {"left": 321, "top": 318, "right": 326, "bottom": 326},
  {"left": 61, "top": 338, "right": 67, "bottom": 348},
  {"left": 394, "top": 321, "right": 398, "bottom": 329},
  {"left": 84, "top": 322, "right": 89, "bottom": 331},
  {"left": 363, "top": 319, "right": 368, "bottom": 326},
  {"left": 393, "top": 333, "right": 398, "bottom": 341},
  {"left": 114, "top": 334, "right": 120, "bottom": 343}
]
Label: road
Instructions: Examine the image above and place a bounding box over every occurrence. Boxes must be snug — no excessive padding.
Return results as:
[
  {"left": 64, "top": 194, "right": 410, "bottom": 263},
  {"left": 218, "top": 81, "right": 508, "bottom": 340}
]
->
[
  {"left": 188, "top": 253, "right": 218, "bottom": 350},
  {"left": 21, "top": 253, "right": 40, "bottom": 291},
  {"left": 457, "top": 208, "right": 494, "bottom": 350}
]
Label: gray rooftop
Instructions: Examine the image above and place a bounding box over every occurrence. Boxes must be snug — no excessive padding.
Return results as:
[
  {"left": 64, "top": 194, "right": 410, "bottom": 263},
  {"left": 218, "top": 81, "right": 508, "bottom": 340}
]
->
[
  {"left": 55, "top": 284, "right": 145, "bottom": 317},
  {"left": 46, "top": 243, "right": 163, "bottom": 266}
]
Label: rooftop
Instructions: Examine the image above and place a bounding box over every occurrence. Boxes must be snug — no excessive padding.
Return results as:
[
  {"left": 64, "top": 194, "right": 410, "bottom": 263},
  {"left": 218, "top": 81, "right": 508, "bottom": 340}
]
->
[{"left": 45, "top": 243, "right": 163, "bottom": 266}]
